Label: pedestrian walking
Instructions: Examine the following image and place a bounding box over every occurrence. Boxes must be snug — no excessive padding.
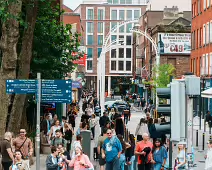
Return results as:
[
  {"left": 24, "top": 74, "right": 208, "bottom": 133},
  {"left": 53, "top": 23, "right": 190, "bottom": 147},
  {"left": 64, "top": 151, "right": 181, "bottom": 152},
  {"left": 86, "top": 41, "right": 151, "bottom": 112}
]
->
[
  {"left": 1, "top": 132, "right": 14, "bottom": 170},
  {"left": 46, "top": 146, "right": 63, "bottom": 170},
  {"left": 41, "top": 113, "right": 51, "bottom": 136},
  {"left": 117, "top": 135, "right": 131, "bottom": 170},
  {"left": 115, "top": 115, "right": 124, "bottom": 136},
  {"left": 89, "top": 114, "right": 97, "bottom": 139},
  {"left": 68, "top": 109, "right": 76, "bottom": 130},
  {"left": 125, "top": 134, "right": 136, "bottom": 170},
  {"left": 102, "top": 129, "right": 122, "bottom": 170},
  {"left": 97, "top": 128, "right": 108, "bottom": 170},
  {"left": 135, "top": 118, "right": 149, "bottom": 142},
  {"left": 205, "top": 140, "right": 212, "bottom": 170},
  {"left": 174, "top": 142, "right": 187, "bottom": 170},
  {"left": 99, "top": 112, "right": 110, "bottom": 133},
  {"left": 63, "top": 123, "right": 74, "bottom": 152},
  {"left": 123, "top": 106, "right": 130, "bottom": 125},
  {"left": 152, "top": 139, "right": 167, "bottom": 170},
  {"left": 13, "top": 129, "right": 34, "bottom": 168},
  {"left": 71, "top": 135, "right": 83, "bottom": 159},
  {"left": 206, "top": 111, "right": 212, "bottom": 132},
  {"left": 10, "top": 150, "right": 29, "bottom": 170},
  {"left": 50, "top": 129, "right": 67, "bottom": 148},
  {"left": 85, "top": 104, "right": 93, "bottom": 117},
  {"left": 68, "top": 147, "right": 94, "bottom": 170},
  {"left": 49, "top": 120, "right": 62, "bottom": 141},
  {"left": 135, "top": 133, "right": 153, "bottom": 170}
]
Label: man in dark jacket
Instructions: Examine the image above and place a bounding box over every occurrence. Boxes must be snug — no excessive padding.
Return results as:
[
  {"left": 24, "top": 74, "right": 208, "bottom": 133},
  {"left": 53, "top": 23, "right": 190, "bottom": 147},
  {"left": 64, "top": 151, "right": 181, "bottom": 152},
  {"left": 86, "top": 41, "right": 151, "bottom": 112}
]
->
[
  {"left": 41, "top": 113, "right": 51, "bottom": 136},
  {"left": 206, "top": 111, "right": 212, "bottom": 130},
  {"left": 46, "top": 146, "right": 62, "bottom": 170},
  {"left": 99, "top": 112, "right": 110, "bottom": 132}
]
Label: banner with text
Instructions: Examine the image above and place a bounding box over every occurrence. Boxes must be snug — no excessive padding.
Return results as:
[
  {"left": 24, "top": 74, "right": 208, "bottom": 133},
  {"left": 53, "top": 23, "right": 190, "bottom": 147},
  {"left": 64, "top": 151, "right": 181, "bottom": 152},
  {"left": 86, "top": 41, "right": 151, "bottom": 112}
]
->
[{"left": 158, "top": 33, "right": 191, "bottom": 54}]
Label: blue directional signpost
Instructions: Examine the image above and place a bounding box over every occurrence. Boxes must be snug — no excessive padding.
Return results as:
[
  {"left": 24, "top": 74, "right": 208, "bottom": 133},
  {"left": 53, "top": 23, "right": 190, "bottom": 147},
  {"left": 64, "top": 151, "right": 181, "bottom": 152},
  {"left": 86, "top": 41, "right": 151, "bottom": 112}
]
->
[{"left": 6, "top": 74, "right": 72, "bottom": 170}]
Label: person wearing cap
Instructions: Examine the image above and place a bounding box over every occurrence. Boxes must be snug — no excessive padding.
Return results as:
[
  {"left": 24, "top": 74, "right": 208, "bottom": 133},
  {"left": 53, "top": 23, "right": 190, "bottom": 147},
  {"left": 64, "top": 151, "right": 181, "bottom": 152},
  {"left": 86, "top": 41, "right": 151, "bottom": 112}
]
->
[{"left": 205, "top": 140, "right": 212, "bottom": 170}]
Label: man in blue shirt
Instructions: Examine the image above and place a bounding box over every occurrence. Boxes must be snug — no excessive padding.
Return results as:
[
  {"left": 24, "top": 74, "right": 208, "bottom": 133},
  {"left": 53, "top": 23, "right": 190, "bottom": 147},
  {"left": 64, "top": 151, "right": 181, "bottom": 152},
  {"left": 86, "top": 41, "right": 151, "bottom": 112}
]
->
[{"left": 102, "top": 129, "right": 122, "bottom": 170}]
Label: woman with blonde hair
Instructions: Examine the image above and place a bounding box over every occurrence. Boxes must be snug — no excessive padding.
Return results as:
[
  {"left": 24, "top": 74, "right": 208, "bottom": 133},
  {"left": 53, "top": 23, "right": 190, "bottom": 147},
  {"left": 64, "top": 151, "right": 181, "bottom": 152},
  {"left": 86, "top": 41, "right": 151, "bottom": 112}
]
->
[
  {"left": 174, "top": 142, "right": 187, "bottom": 170},
  {"left": 0, "top": 132, "right": 14, "bottom": 170}
]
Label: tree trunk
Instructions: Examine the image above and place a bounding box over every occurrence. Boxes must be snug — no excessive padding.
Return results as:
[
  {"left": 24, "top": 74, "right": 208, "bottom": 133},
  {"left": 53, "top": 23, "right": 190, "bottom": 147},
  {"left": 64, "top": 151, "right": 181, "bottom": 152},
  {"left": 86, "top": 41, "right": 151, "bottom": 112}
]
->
[
  {"left": 0, "top": 0, "right": 22, "bottom": 138},
  {"left": 7, "top": 0, "right": 38, "bottom": 134}
]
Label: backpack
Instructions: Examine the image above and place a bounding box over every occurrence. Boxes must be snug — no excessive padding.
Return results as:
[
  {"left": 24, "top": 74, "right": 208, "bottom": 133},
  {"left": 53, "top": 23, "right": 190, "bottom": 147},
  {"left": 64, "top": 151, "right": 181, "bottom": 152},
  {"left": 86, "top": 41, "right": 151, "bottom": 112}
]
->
[{"left": 53, "top": 138, "right": 66, "bottom": 146}]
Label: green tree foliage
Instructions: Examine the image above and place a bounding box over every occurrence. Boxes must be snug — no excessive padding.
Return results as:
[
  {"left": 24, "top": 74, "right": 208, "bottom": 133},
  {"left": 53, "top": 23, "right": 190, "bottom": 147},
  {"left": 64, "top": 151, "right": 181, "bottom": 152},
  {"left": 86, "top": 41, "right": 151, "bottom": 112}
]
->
[
  {"left": 152, "top": 64, "right": 175, "bottom": 88},
  {"left": 30, "top": 1, "right": 82, "bottom": 79}
]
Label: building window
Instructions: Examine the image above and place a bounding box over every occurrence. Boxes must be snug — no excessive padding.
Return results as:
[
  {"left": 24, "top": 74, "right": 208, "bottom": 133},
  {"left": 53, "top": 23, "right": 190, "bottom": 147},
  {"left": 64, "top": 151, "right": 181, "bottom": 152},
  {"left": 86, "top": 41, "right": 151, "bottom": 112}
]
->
[
  {"left": 210, "top": 21, "right": 212, "bottom": 43},
  {"left": 111, "top": 49, "right": 116, "bottom": 58},
  {"left": 198, "top": 0, "right": 200, "bottom": 14},
  {"left": 203, "top": 24, "right": 206, "bottom": 45},
  {"left": 98, "top": 35, "right": 103, "bottom": 45},
  {"left": 126, "top": 36, "right": 132, "bottom": 45},
  {"left": 126, "top": 23, "right": 132, "bottom": 33},
  {"left": 127, "top": 10, "right": 132, "bottom": 20},
  {"left": 204, "top": 0, "right": 206, "bottom": 10},
  {"left": 196, "top": 29, "right": 199, "bottom": 49},
  {"left": 111, "top": 22, "right": 117, "bottom": 32},
  {"left": 98, "top": 48, "right": 102, "bottom": 58},
  {"left": 111, "top": 35, "right": 117, "bottom": 42},
  {"left": 126, "top": 0, "right": 132, "bottom": 4},
  {"left": 200, "top": 27, "right": 202, "bottom": 47},
  {"left": 87, "top": 61, "right": 93, "bottom": 70},
  {"left": 87, "top": 35, "right": 93, "bottom": 45},
  {"left": 206, "top": 54, "right": 208, "bottom": 74},
  {"left": 126, "top": 61, "right": 131, "bottom": 71},
  {"left": 206, "top": 22, "right": 209, "bottom": 44},
  {"left": 126, "top": 48, "right": 131, "bottom": 58},
  {"left": 111, "top": 10, "right": 117, "bottom": 20},
  {"left": 210, "top": 53, "right": 212, "bottom": 74},
  {"left": 87, "top": 22, "right": 93, "bottom": 33},
  {"left": 119, "top": 10, "right": 125, "bottom": 20},
  {"left": 111, "top": 61, "right": 116, "bottom": 70},
  {"left": 207, "top": 0, "right": 210, "bottom": 8},
  {"left": 134, "top": 10, "right": 140, "bottom": 19},
  {"left": 87, "top": 48, "right": 93, "bottom": 59},
  {"left": 120, "top": 0, "right": 125, "bottom": 4},
  {"left": 119, "top": 48, "right": 124, "bottom": 58},
  {"left": 118, "top": 61, "right": 124, "bottom": 71},
  {"left": 87, "top": 9, "right": 94, "bottom": 20},
  {"left": 113, "top": 0, "right": 119, "bottom": 4},
  {"left": 98, "top": 9, "right": 104, "bottom": 20},
  {"left": 193, "top": 58, "right": 196, "bottom": 74},
  {"left": 98, "top": 22, "right": 103, "bottom": 33},
  {"left": 119, "top": 25, "right": 125, "bottom": 33}
]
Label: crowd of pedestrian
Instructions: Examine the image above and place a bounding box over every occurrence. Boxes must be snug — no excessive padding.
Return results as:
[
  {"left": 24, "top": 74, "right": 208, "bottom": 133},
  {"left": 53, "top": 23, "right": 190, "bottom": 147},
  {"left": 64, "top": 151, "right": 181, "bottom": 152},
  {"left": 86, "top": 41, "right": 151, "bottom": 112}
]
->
[{"left": 2, "top": 88, "right": 212, "bottom": 170}]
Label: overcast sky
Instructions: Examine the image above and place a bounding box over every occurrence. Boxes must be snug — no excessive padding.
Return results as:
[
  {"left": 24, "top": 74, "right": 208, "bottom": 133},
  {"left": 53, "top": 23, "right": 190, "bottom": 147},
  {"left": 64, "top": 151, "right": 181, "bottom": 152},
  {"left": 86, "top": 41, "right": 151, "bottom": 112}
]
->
[
  {"left": 64, "top": 0, "right": 191, "bottom": 11},
  {"left": 64, "top": 0, "right": 82, "bottom": 10}
]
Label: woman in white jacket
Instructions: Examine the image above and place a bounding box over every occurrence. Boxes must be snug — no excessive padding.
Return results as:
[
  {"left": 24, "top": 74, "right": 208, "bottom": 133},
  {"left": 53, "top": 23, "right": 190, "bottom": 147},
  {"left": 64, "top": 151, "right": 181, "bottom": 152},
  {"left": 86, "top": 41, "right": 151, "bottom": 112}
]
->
[
  {"left": 205, "top": 140, "right": 212, "bottom": 170},
  {"left": 135, "top": 118, "right": 149, "bottom": 142}
]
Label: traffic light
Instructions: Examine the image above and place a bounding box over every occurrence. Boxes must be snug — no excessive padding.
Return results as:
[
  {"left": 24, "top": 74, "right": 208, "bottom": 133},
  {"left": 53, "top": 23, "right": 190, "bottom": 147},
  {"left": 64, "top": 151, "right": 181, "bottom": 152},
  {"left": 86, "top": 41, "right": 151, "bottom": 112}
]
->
[{"left": 156, "top": 88, "right": 171, "bottom": 117}]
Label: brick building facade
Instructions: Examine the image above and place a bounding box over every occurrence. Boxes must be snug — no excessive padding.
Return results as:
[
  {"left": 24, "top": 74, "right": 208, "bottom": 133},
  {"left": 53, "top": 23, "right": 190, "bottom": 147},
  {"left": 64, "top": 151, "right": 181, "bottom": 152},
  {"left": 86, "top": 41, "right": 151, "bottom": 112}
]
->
[{"left": 191, "top": 0, "right": 212, "bottom": 76}]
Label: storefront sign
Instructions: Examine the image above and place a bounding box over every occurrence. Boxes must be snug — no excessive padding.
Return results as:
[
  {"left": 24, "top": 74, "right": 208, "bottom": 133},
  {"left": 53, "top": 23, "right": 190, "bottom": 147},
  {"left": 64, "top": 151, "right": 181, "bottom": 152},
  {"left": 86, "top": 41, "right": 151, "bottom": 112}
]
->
[
  {"left": 72, "top": 81, "right": 82, "bottom": 88},
  {"left": 158, "top": 33, "right": 191, "bottom": 54},
  {"left": 72, "top": 53, "right": 87, "bottom": 66}
]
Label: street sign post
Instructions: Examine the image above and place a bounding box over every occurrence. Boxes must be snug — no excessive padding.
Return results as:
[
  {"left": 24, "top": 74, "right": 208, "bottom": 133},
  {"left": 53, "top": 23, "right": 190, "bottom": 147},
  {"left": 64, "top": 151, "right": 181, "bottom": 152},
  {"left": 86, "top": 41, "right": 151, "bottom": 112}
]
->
[{"left": 6, "top": 76, "right": 72, "bottom": 170}]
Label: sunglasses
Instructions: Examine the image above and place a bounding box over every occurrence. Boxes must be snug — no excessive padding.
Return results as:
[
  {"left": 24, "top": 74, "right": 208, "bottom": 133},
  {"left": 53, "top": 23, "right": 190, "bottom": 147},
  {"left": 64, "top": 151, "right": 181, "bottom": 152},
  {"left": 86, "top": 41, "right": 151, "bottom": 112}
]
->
[
  {"left": 20, "top": 132, "right": 25, "bottom": 134},
  {"left": 107, "top": 132, "right": 112, "bottom": 134}
]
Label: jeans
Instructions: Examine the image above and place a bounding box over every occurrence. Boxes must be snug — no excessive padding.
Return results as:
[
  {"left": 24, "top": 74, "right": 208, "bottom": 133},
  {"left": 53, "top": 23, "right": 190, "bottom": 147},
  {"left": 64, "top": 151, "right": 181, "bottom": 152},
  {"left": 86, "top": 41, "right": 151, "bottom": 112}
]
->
[
  {"left": 119, "top": 154, "right": 125, "bottom": 170},
  {"left": 106, "top": 157, "right": 120, "bottom": 170},
  {"left": 2, "top": 161, "right": 13, "bottom": 170},
  {"left": 154, "top": 163, "right": 162, "bottom": 170},
  {"left": 127, "top": 156, "right": 135, "bottom": 170}
]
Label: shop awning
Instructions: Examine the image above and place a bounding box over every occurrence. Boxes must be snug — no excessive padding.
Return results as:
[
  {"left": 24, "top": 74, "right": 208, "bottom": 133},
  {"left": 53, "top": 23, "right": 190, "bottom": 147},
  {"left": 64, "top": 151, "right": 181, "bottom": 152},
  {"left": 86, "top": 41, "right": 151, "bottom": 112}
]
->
[{"left": 201, "top": 88, "right": 212, "bottom": 98}]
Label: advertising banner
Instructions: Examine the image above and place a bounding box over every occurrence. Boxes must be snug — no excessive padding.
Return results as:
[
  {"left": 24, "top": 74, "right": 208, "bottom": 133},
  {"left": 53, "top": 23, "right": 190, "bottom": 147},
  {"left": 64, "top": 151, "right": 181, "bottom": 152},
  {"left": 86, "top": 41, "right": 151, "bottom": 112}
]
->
[{"left": 158, "top": 33, "right": 191, "bottom": 54}]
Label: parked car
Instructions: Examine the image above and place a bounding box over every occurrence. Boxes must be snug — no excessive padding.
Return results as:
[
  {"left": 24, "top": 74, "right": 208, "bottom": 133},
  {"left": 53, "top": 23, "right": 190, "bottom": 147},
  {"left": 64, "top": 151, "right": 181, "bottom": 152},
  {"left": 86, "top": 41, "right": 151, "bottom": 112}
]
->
[{"left": 105, "top": 100, "right": 128, "bottom": 113}]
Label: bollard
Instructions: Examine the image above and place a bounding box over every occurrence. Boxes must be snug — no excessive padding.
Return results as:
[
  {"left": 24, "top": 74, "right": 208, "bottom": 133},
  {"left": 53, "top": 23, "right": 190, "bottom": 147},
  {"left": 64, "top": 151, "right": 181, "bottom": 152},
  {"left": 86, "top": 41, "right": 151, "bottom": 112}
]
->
[
  {"left": 196, "top": 130, "right": 198, "bottom": 147},
  {"left": 202, "top": 132, "right": 205, "bottom": 151}
]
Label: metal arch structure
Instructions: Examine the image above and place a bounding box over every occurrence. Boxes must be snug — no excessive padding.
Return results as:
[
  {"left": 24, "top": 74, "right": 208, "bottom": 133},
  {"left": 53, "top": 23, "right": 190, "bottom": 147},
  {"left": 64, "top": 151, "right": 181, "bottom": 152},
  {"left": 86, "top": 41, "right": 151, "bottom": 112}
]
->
[
  {"left": 103, "top": 20, "right": 139, "bottom": 46},
  {"left": 99, "top": 20, "right": 160, "bottom": 114},
  {"left": 129, "top": 28, "right": 160, "bottom": 66}
]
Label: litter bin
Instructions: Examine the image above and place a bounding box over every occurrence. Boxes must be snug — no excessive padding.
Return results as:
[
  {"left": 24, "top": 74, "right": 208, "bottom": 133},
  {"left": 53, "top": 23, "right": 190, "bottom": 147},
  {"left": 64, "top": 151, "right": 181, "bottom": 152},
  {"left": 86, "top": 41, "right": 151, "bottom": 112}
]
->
[{"left": 81, "top": 130, "right": 91, "bottom": 158}]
